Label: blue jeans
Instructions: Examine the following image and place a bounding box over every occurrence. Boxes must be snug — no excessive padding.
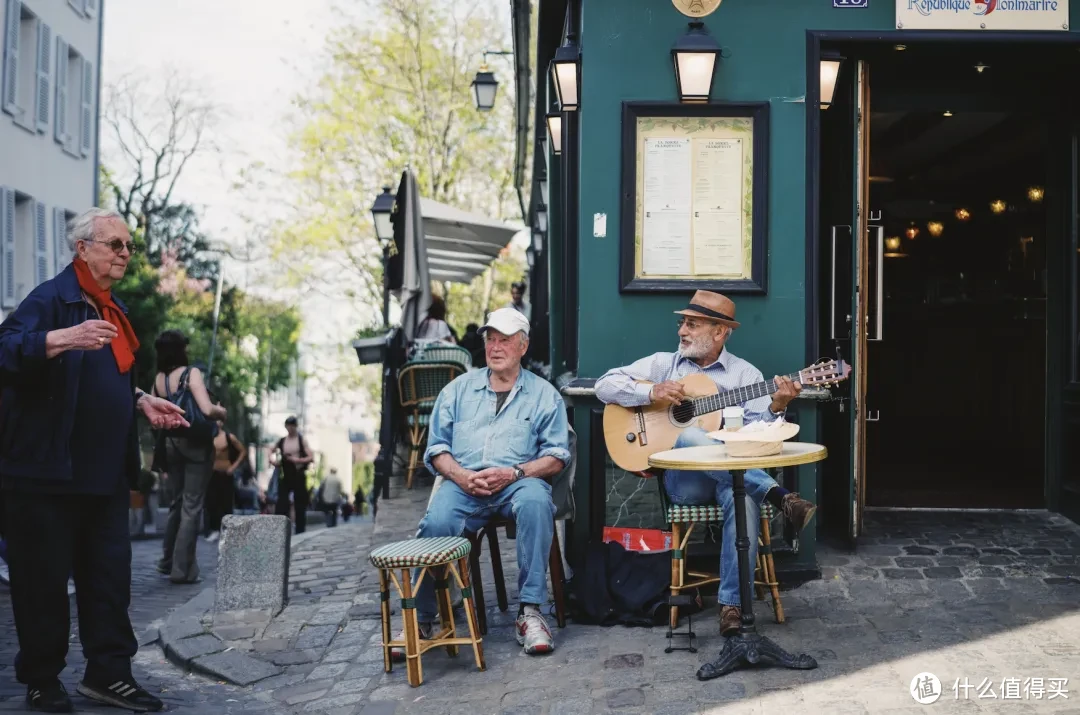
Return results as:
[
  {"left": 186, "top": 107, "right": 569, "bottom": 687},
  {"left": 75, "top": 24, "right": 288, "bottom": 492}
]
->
[
  {"left": 663, "top": 428, "right": 778, "bottom": 607},
  {"left": 413, "top": 478, "right": 555, "bottom": 623}
]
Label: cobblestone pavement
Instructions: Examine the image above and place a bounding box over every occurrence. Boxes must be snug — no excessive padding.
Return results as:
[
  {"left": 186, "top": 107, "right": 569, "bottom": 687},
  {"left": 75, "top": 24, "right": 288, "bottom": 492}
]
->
[
  {"left": 143, "top": 469, "right": 1080, "bottom": 715},
  {"left": 0, "top": 519, "right": 331, "bottom": 714}
]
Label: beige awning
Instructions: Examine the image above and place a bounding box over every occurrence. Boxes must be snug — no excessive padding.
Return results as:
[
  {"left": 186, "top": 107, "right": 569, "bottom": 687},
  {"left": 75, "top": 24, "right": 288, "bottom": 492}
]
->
[{"left": 420, "top": 198, "right": 520, "bottom": 283}]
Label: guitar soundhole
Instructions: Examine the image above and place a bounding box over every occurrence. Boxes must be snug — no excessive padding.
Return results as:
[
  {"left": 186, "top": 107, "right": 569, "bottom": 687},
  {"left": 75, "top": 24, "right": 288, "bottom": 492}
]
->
[{"left": 671, "top": 403, "right": 695, "bottom": 426}]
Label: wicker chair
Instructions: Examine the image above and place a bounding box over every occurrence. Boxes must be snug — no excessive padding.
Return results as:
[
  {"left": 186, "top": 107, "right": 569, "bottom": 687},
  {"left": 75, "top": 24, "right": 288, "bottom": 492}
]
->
[
  {"left": 412, "top": 343, "right": 472, "bottom": 371},
  {"left": 634, "top": 470, "right": 785, "bottom": 629},
  {"left": 397, "top": 361, "right": 466, "bottom": 489}
]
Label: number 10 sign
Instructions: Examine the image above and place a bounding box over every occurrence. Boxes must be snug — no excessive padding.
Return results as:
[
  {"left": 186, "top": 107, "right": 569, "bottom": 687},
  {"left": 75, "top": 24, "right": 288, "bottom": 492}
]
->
[{"left": 834, "top": 0, "right": 868, "bottom": 7}]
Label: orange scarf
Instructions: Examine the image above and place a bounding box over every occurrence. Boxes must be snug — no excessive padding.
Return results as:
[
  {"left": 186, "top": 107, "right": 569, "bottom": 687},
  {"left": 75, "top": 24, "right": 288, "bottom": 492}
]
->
[{"left": 73, "top": 258, "right": 140, "bottom": 374}]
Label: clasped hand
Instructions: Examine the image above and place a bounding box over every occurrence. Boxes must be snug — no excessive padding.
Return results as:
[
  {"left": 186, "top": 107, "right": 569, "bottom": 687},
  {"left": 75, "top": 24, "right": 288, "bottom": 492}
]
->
[{"left": 459, "top": 466, "right": 516, "bottom": 497}]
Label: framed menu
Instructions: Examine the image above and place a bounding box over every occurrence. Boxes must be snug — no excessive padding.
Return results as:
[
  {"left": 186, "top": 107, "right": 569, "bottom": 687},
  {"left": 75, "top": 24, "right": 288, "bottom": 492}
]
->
[{"left": 619, "top": 102, "right": 769, "bottom": 294}]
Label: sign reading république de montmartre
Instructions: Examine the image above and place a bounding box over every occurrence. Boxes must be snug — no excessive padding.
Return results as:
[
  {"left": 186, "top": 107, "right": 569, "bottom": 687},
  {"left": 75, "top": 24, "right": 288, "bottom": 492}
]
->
[{"left": 897, "top": 0, "right": 1068, "bottom": 30}]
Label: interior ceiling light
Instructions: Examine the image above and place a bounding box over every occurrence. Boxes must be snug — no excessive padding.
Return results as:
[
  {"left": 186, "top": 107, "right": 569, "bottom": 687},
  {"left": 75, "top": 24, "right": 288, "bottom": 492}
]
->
[
  {"left": 894, "top": 44, "right": 907, "bottom": 51},
  {"left": 974, "top": 62, "right": 989, "bottom": 73},
  {"left": 885, "top": 236, "right": 902, "bottom": 251},
  {"left": 955, "top": 207, "right": 971, "bottom": 221},
  {"left": 905, "top": 224, "right": 920, "bottom": 240},
  {"left": 990, "top": 199, "right": 1007, "bottom": 214},
  {"left": 1028, "top": 186, "right": 1045, "bottom": 203},
  {"left": 927, "top": 221, "right": 944, "bottom": 237},
  {"left": 943, "top": 110, "right": 953, "bottom": 117}
]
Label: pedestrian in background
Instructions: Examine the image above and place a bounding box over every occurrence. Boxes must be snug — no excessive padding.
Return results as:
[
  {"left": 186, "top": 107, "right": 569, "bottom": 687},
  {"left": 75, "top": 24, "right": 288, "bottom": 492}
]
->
[
  {"left": 317, "top": 468, "right": 346, "bottom": 528},
  {"left": 152, "top": 330, "right": 226, "bottom": 584},
  {"left": 0, "top": 208, "right": 187, "bottom": 712},
  {"left": 204, "top": 421, "right": 245, "bottom": 542},
  {"left": 271, "top": 417, "right": 314, "bottom": 533}
]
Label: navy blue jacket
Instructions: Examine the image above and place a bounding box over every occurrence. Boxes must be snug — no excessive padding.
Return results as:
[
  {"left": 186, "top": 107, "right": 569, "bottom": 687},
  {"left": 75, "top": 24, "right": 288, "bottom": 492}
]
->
[{"left": 0, "top": 263, "right": 141, "bottom": 488}]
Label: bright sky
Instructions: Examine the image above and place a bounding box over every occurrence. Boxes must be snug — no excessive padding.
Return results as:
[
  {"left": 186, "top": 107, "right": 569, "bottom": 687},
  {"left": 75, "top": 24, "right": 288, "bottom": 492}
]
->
[{"left": 101, "top": 0, "right": 338, "bottom": 248}]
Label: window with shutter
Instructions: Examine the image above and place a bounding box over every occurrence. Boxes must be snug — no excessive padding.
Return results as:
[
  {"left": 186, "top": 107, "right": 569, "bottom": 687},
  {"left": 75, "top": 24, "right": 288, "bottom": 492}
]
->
[
  {"left": 67, "top": 0, "right": 82, "bottom": 16},
  {"left": 80, "top": 57, "right": 91, "bottom": 156},
  {"left": 84, "top": 0, "right": 97, "bottom": 18},
  {"left": 33, "top": 200, "right": 46, "bottom": 284},
  {"left": 53, "top": 36, "right": 66, "bottom": 144},
  {"left": 53, "top": 207, "right": 67, "bottom": 275},
  {"left": 1, "top": 187, "right": 15, "bottom": 309},
  {"left": 34, "top": 18, "right": 47, "bottom": 132},
  {"left": 2, "top": 0, "right": 20, "bottom": 116}
]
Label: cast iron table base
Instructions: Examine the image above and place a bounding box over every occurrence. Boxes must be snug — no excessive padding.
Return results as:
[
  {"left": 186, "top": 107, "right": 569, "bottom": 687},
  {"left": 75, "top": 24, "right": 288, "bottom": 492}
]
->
[{"left": 696, "top": 468, "right": 819, "bottom": 680}]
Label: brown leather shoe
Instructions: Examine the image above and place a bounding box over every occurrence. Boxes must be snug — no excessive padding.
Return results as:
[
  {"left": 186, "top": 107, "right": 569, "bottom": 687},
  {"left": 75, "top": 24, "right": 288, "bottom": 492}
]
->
[
  {"left": 719, "top": 605, "right": 742, "bottom": 637},
  {"left": 782, "top": 492, "right": 817, "bottom": 532}
]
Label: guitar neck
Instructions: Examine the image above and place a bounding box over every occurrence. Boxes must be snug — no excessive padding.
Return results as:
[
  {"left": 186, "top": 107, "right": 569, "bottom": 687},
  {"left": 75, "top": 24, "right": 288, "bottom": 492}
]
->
[{"left": 691, "top": 371, "right": 802, "bottom": 416}]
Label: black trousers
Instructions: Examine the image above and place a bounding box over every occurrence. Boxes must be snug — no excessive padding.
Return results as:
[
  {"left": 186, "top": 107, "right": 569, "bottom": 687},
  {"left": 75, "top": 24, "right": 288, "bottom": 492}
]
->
[
  {"left": 4, "top": 490, "right": 137, "bottom": 685},
  {"left": 204, "top": 470, "right": 234, "bottom": 533},
  {"left": 275, "top": 470, "right": 308, "bottom": 534}
]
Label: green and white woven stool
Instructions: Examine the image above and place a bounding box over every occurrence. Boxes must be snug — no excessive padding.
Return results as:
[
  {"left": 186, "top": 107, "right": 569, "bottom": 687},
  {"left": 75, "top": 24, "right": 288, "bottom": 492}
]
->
[
  {"left": 664, "top": 500, "right": 785, "bottom": 629},
  {"left": 369, "top": 536, "right": 485, "bottom": 687}
]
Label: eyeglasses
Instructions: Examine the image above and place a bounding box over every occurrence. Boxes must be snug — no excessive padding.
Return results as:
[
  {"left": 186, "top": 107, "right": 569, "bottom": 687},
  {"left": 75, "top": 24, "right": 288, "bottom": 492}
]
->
[{"left": 88, "top": 238, "right": 139, "bottom": 255}]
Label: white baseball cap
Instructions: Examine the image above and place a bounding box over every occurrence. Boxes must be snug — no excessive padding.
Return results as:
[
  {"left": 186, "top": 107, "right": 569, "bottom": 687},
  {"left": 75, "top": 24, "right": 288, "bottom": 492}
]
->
[{"left": 478, "top": 307, "right": 530, "bottom": 337}]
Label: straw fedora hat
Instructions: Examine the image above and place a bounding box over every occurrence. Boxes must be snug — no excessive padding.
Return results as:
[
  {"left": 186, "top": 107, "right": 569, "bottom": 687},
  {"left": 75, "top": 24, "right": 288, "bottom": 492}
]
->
[
  {"left": 674, "top": 290, "right": 741, "bottom": 328},
  {"left": 707, "top": 421, "right": 800, "bottom": 457}
]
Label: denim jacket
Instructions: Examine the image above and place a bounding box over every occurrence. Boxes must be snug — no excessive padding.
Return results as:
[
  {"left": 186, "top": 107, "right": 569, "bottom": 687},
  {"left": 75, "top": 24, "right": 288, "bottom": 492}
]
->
[
  {"left": 0, "top": 263, "right": 141, "bottom": 487},
  {"left": 424, "top": 367, "right": 571, "bottom": 475}
]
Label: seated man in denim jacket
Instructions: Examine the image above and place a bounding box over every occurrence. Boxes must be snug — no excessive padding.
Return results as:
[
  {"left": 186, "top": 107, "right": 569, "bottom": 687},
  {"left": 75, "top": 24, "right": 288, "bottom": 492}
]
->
[{"left": 394, "top": 307, "right": 570, "bottom": 657}]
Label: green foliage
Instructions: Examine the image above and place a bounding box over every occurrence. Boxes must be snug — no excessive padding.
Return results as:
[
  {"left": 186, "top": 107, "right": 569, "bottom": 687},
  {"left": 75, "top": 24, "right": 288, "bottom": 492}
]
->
[
  {"left": 262, "top": 0, "right": 519, "bottom": 323},
  {"left": 353, "top": 461, "right": 374, "bottom": 496},
  {"left": 439, "top": 248, "right": 527, "bottom": 335}
]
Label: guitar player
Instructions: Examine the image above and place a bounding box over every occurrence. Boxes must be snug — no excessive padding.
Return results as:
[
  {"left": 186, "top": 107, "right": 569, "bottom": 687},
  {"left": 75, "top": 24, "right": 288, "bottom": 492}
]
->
[{"left": 594, "top": 290, "right": 817, "bottom": 637}]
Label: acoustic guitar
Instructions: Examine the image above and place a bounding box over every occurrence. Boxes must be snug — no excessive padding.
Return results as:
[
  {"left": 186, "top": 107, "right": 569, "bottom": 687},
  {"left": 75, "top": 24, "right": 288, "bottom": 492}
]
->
[{"left": 602, "top": 359, "right": 851, "bottom": 472}]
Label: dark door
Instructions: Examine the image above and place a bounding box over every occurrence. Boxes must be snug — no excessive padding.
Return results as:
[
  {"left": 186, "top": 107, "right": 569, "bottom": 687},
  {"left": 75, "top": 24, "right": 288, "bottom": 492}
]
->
[{"left": 818, "top": 54, "right": 870, "bottom": 548}]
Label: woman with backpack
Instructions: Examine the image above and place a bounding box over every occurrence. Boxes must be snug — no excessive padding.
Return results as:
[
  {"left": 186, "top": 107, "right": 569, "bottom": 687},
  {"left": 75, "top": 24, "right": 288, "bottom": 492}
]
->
[
  {"left": 204, "top": 422, "right": 246, "bottom": 542},
  {"left": 152, "top": 330, "right": 226, "bottom": 584}
]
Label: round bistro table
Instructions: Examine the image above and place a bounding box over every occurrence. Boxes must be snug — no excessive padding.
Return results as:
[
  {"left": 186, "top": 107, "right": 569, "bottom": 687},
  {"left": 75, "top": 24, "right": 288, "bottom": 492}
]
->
[{"left": 648, "top": 441, "right": 827, "bottom": 680}]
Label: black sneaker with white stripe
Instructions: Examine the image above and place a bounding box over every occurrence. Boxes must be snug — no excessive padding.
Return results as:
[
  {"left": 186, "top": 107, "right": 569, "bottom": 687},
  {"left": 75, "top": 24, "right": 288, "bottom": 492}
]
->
[
  {"left": 76, "top": 677, "right": 163, "bottom": 712},
  {"left": 26, "top": 681, "right": 73, "bottom": 713}
]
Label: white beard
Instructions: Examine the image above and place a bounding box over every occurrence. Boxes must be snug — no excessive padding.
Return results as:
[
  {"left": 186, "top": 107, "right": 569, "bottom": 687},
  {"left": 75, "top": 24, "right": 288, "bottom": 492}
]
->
[{"left": 677, "top": 334, "right": 712, "bottom": 360}]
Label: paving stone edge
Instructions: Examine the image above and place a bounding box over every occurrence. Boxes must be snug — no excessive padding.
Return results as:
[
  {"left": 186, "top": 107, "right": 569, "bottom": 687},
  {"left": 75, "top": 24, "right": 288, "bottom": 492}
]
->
[{"left": 155, "top": 528, "right": 333, "bottom": 686}]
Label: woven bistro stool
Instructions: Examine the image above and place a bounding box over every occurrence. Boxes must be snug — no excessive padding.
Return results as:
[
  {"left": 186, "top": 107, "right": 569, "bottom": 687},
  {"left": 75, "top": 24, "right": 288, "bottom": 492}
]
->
[
  {"left": 369, "top": 536, "right": 486, "bottom": 687},
  {"left": 665, "top": 502, "right": 785, "bottom": 628}
]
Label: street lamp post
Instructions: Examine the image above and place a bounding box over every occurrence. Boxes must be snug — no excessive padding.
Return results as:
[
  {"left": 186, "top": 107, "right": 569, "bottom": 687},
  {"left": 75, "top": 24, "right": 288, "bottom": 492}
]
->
[
  {"left": 471, "top": 50, "right": 515, "bottom": 112},
  {"left": 370, "top": 185, "right": 396, "bottom": 328}
]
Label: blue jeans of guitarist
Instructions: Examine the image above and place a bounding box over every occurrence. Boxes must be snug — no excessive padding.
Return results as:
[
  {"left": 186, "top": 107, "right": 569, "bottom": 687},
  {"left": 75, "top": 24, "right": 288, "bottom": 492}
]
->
[{"left": 663, "top": 427, "right": 778, "bottom": 608}]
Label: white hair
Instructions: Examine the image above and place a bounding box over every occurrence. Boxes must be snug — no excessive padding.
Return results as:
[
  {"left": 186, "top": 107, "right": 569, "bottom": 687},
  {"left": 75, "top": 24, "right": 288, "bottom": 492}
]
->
[{"left": 68, "top": 208, "right": 126, "bottom": 252}]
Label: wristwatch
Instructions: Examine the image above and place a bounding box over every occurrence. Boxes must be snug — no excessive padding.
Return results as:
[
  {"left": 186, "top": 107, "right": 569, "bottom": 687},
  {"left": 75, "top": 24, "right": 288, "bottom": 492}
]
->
[{"left": 512, "top": 465, "right": 526, "bottom": 482}]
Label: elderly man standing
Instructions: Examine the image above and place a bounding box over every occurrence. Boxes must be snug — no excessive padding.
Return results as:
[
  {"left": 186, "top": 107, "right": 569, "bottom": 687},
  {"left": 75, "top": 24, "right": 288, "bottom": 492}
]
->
[
  {"left": 0, "top": 208, "right": 187, "bottom": 713},
  {"left": 394, "top": 307, "right": 570, "bottom": 657}
]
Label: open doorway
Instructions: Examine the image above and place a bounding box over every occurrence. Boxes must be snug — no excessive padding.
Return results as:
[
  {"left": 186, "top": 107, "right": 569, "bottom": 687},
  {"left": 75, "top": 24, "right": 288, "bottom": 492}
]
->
[{"left": 817, "top": 40, "right": 1077, "bottom": 520}]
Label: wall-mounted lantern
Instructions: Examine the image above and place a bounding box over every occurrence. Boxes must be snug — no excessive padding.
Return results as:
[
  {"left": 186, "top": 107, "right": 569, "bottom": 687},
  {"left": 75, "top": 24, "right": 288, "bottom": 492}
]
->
[
  {"left": 550, "top": 33, "right": 581, "bottom": 111},
  {"left": 546, "top": 112, "right": 563, "bottom": 155},
  {"left": 671, "top": 22, "right": 722, "bottom": 103},
  {"left": 820, "top": 51, "right": 845, "bottom": 109}
]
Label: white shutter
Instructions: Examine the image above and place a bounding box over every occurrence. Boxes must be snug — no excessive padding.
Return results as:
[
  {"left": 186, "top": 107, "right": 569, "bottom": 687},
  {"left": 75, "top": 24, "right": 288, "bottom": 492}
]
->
[
  {"left": 34, "top": 20, "right": 48, "bottom": 133},
  {"left": 33, "top": 201, "right": 46, "bottom": 284},
  {"left": 67, "top": 0, "right": 81, "bottom": 15},
  {"left": 1, "top": 188, "right": 15, "bottom": 309},
  {"left": 84, "top": 0, "right": 97, "bottom": 18},
  {"left": 53, "top": 207, "right": 67, "bottom": 274},
  {"left": 2, "top": 0, "right": 20, "bottom": 116},
  {"left": 80, "top": 57, "right": 92, "bottom": 156},
  {"left": 54, "top": 36, "right": 66, "bottom": 145}
]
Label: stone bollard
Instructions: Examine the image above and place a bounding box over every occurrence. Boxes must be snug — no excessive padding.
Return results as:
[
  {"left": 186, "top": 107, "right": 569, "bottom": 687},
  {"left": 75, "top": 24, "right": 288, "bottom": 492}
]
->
[{"left": 214, "top": 514, "right": 291, "bottom": 617}]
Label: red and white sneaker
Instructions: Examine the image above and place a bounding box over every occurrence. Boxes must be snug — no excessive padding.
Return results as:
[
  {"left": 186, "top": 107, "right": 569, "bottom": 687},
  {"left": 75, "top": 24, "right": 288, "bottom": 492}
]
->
[{"left": 515, "top": 609, "right": 554, "bottom": 655}]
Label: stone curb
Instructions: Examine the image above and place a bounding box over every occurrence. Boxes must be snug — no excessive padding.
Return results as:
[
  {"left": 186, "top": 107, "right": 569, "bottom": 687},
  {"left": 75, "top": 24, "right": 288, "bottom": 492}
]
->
[{"left": 155, "top": 524, "right": 363, "bottom": 686}]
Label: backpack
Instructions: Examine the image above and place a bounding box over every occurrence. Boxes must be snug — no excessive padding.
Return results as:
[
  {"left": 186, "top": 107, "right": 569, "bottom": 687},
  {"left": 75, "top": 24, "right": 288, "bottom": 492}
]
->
[
  {"left": 276, "top": 434, "right": 309, "bottom": 471},
  {"left": 161, "top": 367, "right": 218, "bottom": 445}
]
